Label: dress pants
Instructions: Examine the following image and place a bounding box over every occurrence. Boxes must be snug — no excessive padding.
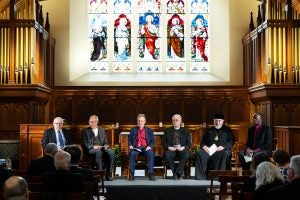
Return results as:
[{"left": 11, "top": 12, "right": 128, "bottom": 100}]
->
[
  {"left": 164, "top": 149, "right": 190, "bottom": 176},
  {"left": 89, "top": 148, "right": 115, "bottom": 173},
  {"left": 194, "top": 149, "right": 231, "bottom": 180},
  {"left": 129, "top": 148, "right": 154, "bottom": 174}
]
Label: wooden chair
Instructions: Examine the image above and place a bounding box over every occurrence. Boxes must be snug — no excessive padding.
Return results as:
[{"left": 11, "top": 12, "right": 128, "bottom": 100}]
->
[
  {"left": 163, "top": 155, "right": 191, "bottom": 179},
  {"left": 218, "top": 175, "right": 250, "bottom": 200},
  {"left": 207, "top": 170, "right": 238, "bottom": 200}
]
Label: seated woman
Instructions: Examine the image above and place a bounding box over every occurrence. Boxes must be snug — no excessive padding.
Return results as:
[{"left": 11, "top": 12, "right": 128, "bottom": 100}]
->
[{"left": 255, "top": 161, "right": 284, "bottom": 199}]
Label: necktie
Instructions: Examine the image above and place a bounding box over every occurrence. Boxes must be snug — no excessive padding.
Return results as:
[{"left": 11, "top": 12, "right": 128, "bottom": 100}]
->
[{"left": 57, "top": 130, "right": 64, "bottom": 148}]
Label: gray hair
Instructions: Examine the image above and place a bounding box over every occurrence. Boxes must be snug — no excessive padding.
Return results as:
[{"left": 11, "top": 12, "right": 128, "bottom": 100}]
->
[
  {"left": 3, "top": 176, "right": 28, "bottom": 200},
  {"left": 255, "top": 161, "right": 284, "bottom": 190},
  {"left": 137, "top": 114, "right": 146, "bottom": 120},
  {"left": 290, "top": 154, "right": 300, "bottom": 177},
  {"left": 54, "top": 150, "right": 71, "bottom": 170},
  {"left": 172, "top": 114, "right": 182, "bottom": 121},
  {"left": 44, "top": 143, "right": 58, "bottom": 157}
]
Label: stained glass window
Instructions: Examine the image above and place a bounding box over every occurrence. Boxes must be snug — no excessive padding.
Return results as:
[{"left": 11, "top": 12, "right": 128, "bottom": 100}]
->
[{"left": 88, "top": 0, "right": 210, "bottom": 74}]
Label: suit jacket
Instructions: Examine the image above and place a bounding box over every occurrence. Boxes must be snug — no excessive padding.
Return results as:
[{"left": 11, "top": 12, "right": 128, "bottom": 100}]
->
[
  {"left": 128, "top": 127, "right": 155, "bottom": 149},
  {"left": 162, "top": 127, "right": 191, "bottom": 151},
  {"left": 27, "top": 155, "right": 55, "bottom": 176},
  {"left": 41, "top": 127, "right": 72, "bottom": 149},
  {"left": 43, "top": 170, "right": 85, "bottom": 192},
  {"left": 266, "top": 178, "right": 300, "bottom": 200},
  {"left": 81, "top": 126, "right": 109, "bottom": 154},
  {"left": 245, "top": 124, "right": 273, "bottom": 156}
]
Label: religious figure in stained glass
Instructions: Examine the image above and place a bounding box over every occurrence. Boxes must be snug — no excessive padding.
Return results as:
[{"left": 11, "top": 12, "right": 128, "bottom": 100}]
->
[
  {"left": 114, "top": 0, "right": 132, "bottom": 13},
  {"left": 167, "top": 14, "right": 184, "bottom": 59},
  {"left": 191, "top": 0, "right": 209, "bottom": 14},
  {"left": 89, "top": 0, "right": 108, "bottom": 13},
  {"left": 138, "top": 0, "right": 161, "bottom": 13},
  {"left": 89, "top": 14, "right": 107, "bottom": 61},
  {"left": 191, "top": 14, "right": 208, "bottom": 62},
  {"left": 167, "top": 0, "right": 184, "bottom": 14},
  {"left": 139, "top": 13, "right": 160, "bottom": 60},
  {"left": 114, "top": 14, "right": 131, "bottom": 61}
]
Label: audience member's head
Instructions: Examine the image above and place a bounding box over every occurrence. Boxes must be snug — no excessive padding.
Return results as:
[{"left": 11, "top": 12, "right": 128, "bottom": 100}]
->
[
  {"left": 255, "top": 161, "right": 283, "bottom": 190},
  {"left": 272, "top": 148, "right": 290, "bottom": 167},
  {"left": 44, "top": 143, "right": 58, "bottom": 157},
  {"left": 288, "top": 154, "right": 300, "bottom": 181},
  {"left": 54, "top": 150, "right": 71, "bottom": 170},
  {"left": 65, "top": 145, "right": 82, "bottom": 165},
  {"left": 3, "top": 176, "right": 28, "bottom": 200},
  {"left": 250, "top": 152, "right": 271, "bottom": 174}
]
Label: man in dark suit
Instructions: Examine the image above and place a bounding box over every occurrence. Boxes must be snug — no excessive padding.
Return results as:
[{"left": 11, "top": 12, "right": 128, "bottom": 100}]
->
[
  {"left": 128, "top": 114, "right": 156, "bottom": 181},
  {"left": 238, "top": 112, "right": 273, "bottom": 170},
  {"left": 267, "top": 155, "right": 300, "bottom": 200},
  {"left": 42, "top": 150, "right": 85, "bottom": 193},
  {"left": 41, "top": 117, "right": 72, "bottom": 149},
  {"left": 163, "top": 114, "right": 191, "bottom": 180},
  {"left": 82, "top": 115, "right": 115, "bottom": 181},
  {"left": 27, "top": 143, "right": 58, "bottom": 175}
]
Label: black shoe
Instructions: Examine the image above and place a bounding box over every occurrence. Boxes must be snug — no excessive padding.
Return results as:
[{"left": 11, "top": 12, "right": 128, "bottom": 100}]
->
[
  {"left": 129, "top": 174, "right": 134, "bottom": 181},
  {"left": 106, "top": 173, "right": 113, "bottom": 181},
  {"left": 148, "top": 173, "right": 156, "bottom": 181},
  {"left": 173, "top": 174, "right": 179, "bottom": 180},
  {"left": 177, "top": 173, "right": 182, "bottom": 180}
]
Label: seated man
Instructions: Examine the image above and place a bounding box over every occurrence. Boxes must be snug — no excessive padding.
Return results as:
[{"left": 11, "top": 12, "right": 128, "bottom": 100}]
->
[
  {"left": 3, "top": 176, "right": 29, "bottom": 200},
  {"left": 41, "top": 117, "right": 72, "bottom": 150},
  {"left": 195, "top": 113, "right": 235, "bottom": 180},
  {"left": 27, "top": 143, "right": 58, "bottom": 176},
  {"left": 238, "top": 112, "right": 273, "bottom": 170},
  {"left": 163, "top": 114, "right": 191, "bottom": 180},
  {"left": 42, "top": 150, "right": 85, "bottom": 193},
  {"left": 128, "top": 114, "right": 156, "bottom": 181},
  {"left": 82, "top": 114, "right": 115, "bottom": 181}
]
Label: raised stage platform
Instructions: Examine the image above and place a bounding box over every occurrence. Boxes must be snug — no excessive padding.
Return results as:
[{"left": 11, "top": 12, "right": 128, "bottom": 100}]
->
[{"left": 105, "top": 177, "right": 211, "bottom": 200}]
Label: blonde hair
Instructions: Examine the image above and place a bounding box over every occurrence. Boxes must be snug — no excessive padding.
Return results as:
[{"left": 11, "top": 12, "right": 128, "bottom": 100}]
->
[{"left": 255, "top": 161, "right": 284, "bottom": 190}]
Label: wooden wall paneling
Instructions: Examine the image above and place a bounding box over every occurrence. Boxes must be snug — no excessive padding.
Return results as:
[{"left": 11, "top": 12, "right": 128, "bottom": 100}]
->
[
  {"left": 227, "top": 96, "right": 248, "bottom": 123},
  {"left": 118, "top": 97, "right": 137, "bottom": 124},
  {"left": 139, "top": 97, "right": 160, "bottom": 124},
  {"left": 205, "top": 96, "right": 224, "bottom": 123},
  {"left": 52, "top": 96, "right": 73, "bottom": 123},
  {"left": 162, "top": 97, "right": 181, "bottom": 123},
  {"left": 273, "top": 103, "right": 289, "bottom": 126},
  {"left": 96, "top": 97, "right": 117, "bottom": 124},
  {"left": 0, "top": 104, "right": 11, "bottom": 130},
  {"left": 75, "top": 97, "right": 95, "bottom": 124},
  {"left": 291, "top": 104, "right": 300, "bottom": 125},
  {"left": 274, "top": 126, "right": 300, "bottom": 156},
  {"left": 183, "top": 98, "right": 203, "bottom": 124}
]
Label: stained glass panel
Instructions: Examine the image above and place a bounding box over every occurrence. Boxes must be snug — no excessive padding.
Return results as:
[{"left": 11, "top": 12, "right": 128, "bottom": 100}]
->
[{"left": 88, "top": 0, "right": 210, "bottom": 74}]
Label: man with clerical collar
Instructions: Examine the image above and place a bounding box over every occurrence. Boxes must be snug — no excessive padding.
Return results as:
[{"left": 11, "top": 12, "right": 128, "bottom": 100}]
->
[
  {"left": 238, "top": 112, "right": 273, "bottom": 170},
  {"left": 128, "top": 114, "right": 156, "bottom": 181},
  {"left": 194, "top": 113, "right": 235, "bottom": 180},
  {"left": 163, "top": 114, "right": 191, "bottom": 180}
]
